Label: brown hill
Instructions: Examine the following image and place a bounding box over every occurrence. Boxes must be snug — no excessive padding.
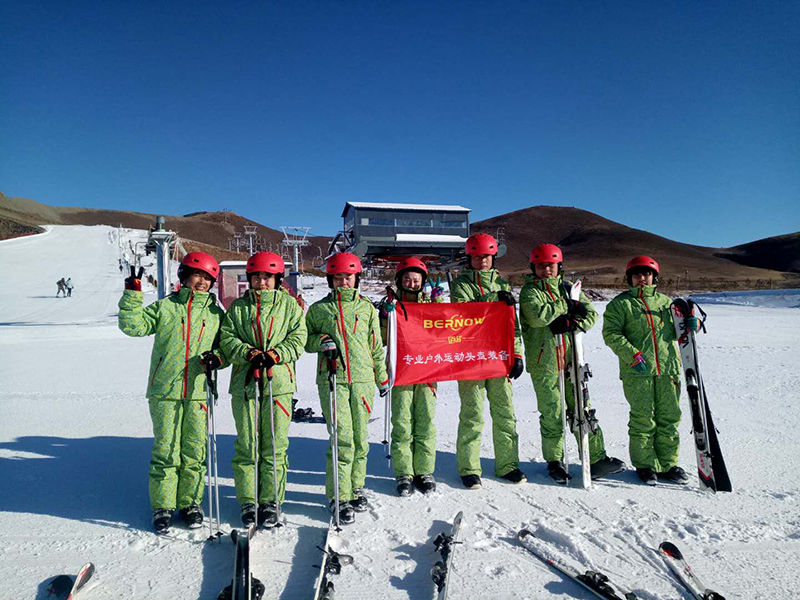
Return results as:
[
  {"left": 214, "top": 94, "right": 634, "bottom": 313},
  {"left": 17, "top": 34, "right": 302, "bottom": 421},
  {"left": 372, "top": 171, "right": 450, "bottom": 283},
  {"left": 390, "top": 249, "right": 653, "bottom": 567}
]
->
[
  {"left": 472, "top": 206, "right": 799, "bottom": 288},
  {"left": 0, "top": 193, "right": 331, "bottom": 268},
  {"left": 713, "top": 232, "right": 800, "bottom": 274}
]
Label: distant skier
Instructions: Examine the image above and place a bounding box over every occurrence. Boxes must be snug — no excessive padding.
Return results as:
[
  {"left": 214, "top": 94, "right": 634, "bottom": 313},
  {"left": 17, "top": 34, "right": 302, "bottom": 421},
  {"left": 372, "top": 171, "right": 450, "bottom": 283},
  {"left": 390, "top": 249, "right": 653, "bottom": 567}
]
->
[
  {"left": 305, "top": 253, "right": 389, "bottom": 524},
  {"left": 379, "top": 258, "right": 444, "bottom": 497},
  {"left": 519, "top": 244, "right": 625, "bottom": 484},
  {"left": 219, "top": 252, "right": 307, "bottom": 528},
  {"left": 65, "top": 277, "right": 73, "bottom": 297},
  {"left": 118, "top": 252, "right": 227, "bottom": 534},
  {"left": 602, "top": 256, "right": 700, "bottom": 486},
  {"left": 56, "top": 278, "right": 66, "bottom": 297},
  {"left": 450, "top": 233, "right": 526, "bottom": 490}
]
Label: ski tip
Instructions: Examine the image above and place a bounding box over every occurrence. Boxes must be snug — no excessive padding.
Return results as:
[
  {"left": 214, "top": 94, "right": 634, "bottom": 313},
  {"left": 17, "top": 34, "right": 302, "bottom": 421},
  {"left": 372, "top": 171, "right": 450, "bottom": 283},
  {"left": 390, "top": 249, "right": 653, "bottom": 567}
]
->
[
  {"left": 517, "top": 529, "right": 534, "bottom": 541},
  {"left": 658, "top": 541, "right": 683, "bottom": 559}
]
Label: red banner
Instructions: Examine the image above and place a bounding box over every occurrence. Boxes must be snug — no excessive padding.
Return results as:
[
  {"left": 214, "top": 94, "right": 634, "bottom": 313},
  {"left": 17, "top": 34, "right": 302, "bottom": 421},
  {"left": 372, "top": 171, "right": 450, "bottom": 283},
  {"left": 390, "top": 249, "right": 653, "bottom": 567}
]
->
[{"left": 388, "top": 302, "right": 516, "bottom": 386}]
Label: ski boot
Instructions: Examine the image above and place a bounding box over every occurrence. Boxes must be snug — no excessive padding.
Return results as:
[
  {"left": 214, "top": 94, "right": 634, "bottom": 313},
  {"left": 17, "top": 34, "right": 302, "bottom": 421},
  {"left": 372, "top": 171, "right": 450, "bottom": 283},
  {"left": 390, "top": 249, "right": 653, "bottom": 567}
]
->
[
  {"left": 547, "top": 461, "right": 570, "bottom": 485},
  {"left": 179, "top": 504, "right": 204, "bottom": 529},
  {"left": 396, "top": 476, "right": 414, "bottom": 497},
  {"left": 241, "top": 503, "right": 256, "bottom": 527},
  {"left": 413, "top": 474, "right": 437, "bottom": 494},
  {"left": 637, "top": 468, "right": 658, "bottom": 486},
  {"left": 500, "top": 468, "right": 527, "bottom": 484},
  {"left": 460, "top": 474, "right": 482, "bottom": 490},
  {"left": 329, "top": 500, "right": 355, "bottom": 525},
  {"left": 351, "top": 488, "right": 369, "bottom": 512},
  {"left": 590, "top": 456, "right": 626, "bottom": 480},
  {"left": 658, "top": 466, "right": 689, "bottom": 484},
  {"left": 258, "top": 502, "right": 280, "bottom": 528},
  {"left": 152, "top": 508, "right": 172, "bottom": 535}
]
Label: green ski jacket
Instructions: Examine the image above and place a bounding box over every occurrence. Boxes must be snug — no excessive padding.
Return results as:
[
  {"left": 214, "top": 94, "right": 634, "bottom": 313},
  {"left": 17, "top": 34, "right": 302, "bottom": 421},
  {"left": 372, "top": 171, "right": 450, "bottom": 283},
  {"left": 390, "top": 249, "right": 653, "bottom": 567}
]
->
[{"left": 118, "top": 287, "right": 226, "bottom": 400}]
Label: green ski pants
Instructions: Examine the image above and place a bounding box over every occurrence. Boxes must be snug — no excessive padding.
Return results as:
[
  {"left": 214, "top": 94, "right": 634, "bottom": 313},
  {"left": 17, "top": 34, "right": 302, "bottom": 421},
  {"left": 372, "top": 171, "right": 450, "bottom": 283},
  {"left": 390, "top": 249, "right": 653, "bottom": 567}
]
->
[
  {"left": 148, "top": 398, "right": 206, "bottom": 511},
  {"left": 391, "top": 382, "right": 437, "bottom": 478},
  {"left": 456, "top": 376, "right": 520, "bottom": 477},
  {"left": 532, "top": 371, "right": 607, "bottom": 464},
  {"left": 231, "top": 388, "right": 292, "bottom": 506},
  {"left": 317, "top": 381, "right": 375, "bottom": 501},
  {"left": 621, "top": 376, "right": 682, "bottom": 471}
]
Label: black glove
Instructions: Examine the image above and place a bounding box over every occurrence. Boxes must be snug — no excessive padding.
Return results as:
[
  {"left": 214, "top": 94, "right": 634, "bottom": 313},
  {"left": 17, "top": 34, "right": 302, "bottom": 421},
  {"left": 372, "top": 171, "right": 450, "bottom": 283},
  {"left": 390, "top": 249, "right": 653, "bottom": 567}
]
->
[
  {"left": 246, "top": 348, "right": 277, "bottom": 371},
  {"left": 124, "top": 266, "right": 144, "bottom": 291},
  {"left": 497, "top": 290, "right": 516, "bottom": 307},
  {"left": 510, "top": 357, "right": 524, "bottom": 379},
  {"left": 567, "top": 298, "right": 588, "bottom": 320},
  {"left": 548, "top": 314, "right": 575, "bottom": 335},
  {"left": 200, "top": 351, "right": 222, "bottom": 371}
]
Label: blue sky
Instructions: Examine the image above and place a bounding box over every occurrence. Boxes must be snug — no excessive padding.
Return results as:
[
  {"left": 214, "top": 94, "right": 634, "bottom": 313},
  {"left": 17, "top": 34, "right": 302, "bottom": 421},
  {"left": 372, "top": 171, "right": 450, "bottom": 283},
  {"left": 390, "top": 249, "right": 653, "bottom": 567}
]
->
[{"left": 1, "top": 2, "right": 798, "bottom": 247}]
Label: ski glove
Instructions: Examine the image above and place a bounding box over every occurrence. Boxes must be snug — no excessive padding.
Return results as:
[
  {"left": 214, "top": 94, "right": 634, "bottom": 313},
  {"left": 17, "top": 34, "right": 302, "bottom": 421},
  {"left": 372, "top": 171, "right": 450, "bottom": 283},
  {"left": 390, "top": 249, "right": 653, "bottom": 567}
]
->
[
  {"left": 548, "top": 314, "right": 574, "bottom": 335},
  {"left": 124, "top": 266, "right": 144, "bottom": 291},
  {"left": 319, "top": 334, "right": 338, "bottom": 356},
  {"left": 686, "top": 316, "right": 702, "bottom": 332},
  {"left": 378, "top": 381, "right": 391, "bottom": 397},
  {"left": 630, "top": 351, "right": 647, "bottom": 373},
  {"left": 497, "top": 290, "right": 516, "bottom": 307},
  {"left": 430, "top": 285, "right": 445, "bottom": 299},
  {"left": 246, "top": 348, "right": 277, "bottom": 371},
  {"left": 509, "top": 357, "right": 524, "bottom": 380},
  {"left": 566, "top": 298, "right": 588, "bottom": 320},
  {"left": 200, "top": 351, "right": 222, "bottom": 371}
]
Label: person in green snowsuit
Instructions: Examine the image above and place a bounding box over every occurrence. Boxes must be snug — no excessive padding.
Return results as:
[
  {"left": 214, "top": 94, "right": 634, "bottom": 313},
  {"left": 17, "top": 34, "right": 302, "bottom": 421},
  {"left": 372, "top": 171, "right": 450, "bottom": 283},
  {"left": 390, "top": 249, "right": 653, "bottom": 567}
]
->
[
  {"left": 219, "top": 252, "right": 307, "bottom": 527},
  {"left": 602, "top": 255, "right": 695, "bottom": 485},
  {"left": 450, "top": 233, "right": 526, "bottom": 490},
  {"left": 305, "top": 252, "right": 389, "bottom": 524},
  {"left": 378, "top": 257, "right": 445, "bottom": 497},
  {"left": 118, "top": 252, "right": 226, "bottom": 534},
  {"left": 519, "top": 243, "right": 625, "bottom": 484}
]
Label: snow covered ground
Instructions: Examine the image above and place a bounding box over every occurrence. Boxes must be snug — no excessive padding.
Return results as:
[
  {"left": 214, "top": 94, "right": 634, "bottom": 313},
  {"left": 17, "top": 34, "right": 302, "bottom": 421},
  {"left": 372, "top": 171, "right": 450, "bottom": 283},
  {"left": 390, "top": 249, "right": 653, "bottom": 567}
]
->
[{"left": 1, "top": 225, "right": 799, "bottom": 599}]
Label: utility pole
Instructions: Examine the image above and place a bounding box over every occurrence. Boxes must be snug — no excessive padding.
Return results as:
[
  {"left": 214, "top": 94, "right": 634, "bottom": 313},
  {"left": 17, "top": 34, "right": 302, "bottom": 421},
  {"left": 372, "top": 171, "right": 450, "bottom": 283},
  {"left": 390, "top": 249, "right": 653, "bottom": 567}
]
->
[
  {"left": 281, "top": 226, "right": 311, "bottom": 272},
  {"left": 149, "top": 216, "right": 176, "bottom": 299},
  {"left": 243, "top": 225, "right": 257, "bottom": 255}
]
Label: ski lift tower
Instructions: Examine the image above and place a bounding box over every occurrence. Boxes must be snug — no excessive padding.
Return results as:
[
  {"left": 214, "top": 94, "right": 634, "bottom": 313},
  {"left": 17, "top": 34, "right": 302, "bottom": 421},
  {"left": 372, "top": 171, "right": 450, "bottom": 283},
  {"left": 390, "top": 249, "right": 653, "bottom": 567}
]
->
[
  {"left": 148, "top": 216, "right": 177, "bottom": 299},
  {"left": 281, "top": 227, "right": 311, "bottom": 272},
  {"left": 243, "top": 225, "right": 257, "bottom": 255}
]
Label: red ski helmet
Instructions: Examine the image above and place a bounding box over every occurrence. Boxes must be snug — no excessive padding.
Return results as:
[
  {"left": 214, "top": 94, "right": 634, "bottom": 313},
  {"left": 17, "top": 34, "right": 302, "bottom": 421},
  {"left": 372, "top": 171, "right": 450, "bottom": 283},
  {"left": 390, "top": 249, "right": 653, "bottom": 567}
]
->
[
  {"left": 246, "top": 251, "right": 284, "bottom": 275},
  {"left": 626, "top": 255, "right": 660, "bottom": 275},
  {"left": 626, "top": 255, "right": 660, "bottom": 285},
  {"left": 178, "top": 252, "right": 220, "bottom": 283},
  {"left": 465, "top": 233, "right": 498, "bottom": 256},
  {"left": 530, "top": 243, "right": 563, "bottom": 264},
  {"left": 326, "top": 252, "right": 362, "bottom": 274},
  {"left": 396, "top": 257, "right": 428, "bottom": 277}
]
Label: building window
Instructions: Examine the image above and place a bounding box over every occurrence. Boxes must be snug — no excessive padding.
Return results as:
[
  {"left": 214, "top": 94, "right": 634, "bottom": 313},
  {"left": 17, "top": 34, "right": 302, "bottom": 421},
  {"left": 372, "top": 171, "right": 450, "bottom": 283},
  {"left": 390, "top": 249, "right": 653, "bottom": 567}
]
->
[{"left": 433, "top": 220, "right": 467, "bottom": 228}]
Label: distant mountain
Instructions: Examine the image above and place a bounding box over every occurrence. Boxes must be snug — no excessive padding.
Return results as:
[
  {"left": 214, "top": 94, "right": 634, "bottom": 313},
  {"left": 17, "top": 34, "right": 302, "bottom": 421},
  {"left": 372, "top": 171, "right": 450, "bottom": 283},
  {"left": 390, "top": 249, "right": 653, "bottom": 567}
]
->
[
  {"left": 2, "top": 194, "right": 797, "bottom": 288},
  {"left": 471, "top": 205, "right": 798, "bottom": 285},
  {"left": 0, "top": 193, "right": 331, "bottom": 268}
]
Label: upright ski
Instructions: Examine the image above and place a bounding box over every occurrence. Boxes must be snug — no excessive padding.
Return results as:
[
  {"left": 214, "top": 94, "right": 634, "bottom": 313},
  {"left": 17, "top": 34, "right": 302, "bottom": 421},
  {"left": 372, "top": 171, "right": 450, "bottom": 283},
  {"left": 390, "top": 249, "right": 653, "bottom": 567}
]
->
[
  {"left": 565, "top": 281, "right": 595, "bottom": 489},
  {"left": 670, "top": 299, "right": 732, "bottom": 493},
  {"left": 47, "top": 562, "right": 95, "bottom": 599},
  {"left": 218, "top": 524, "right": 265, "bottom": 600},
  {"left": 313, "top": 517, "right": 354, "bottom": 600},
  {"left": 659, "top": 541, "right": 727, "bottom": 599},
  {"left": 517, "top": 529, "right": 639, "bottom": 599},
  {"left": 431, "top": 511, "right": 464, "bottom": 600}
]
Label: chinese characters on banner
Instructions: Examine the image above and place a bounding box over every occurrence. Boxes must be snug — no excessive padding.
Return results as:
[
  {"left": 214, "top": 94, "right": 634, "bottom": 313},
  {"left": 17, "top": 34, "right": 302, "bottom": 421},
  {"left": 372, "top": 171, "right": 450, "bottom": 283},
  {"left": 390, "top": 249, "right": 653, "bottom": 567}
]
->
[{"left": 387, "top": 301, "right": 515, "bottom": 386}]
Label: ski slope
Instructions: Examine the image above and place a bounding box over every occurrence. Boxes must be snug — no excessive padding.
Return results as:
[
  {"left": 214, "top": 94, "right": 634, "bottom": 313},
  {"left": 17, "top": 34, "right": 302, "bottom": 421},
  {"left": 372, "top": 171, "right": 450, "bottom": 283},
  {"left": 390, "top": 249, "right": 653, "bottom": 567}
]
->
[{"left": 1, "top": 225, "right": 799, "bottom": 599}]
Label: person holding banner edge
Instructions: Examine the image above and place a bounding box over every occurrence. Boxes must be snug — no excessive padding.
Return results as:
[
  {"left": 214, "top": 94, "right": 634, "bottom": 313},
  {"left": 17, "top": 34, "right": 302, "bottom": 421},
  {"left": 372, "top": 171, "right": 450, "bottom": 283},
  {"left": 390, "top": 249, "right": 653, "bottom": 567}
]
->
[
  {"left": 379, "top": 257, "right": 445, "bottom": 497},
  {"left": 519, "top": 243, "right": 625, "bottom": 484},
  {"left": 219, "top": 251, "right": 307, "bottom": 527},
  {"left": 306, "top": 252, "right": 390, "bottom": 524},
  {"left": 450, "top": 233, "right": 526, "bottom": 490}
]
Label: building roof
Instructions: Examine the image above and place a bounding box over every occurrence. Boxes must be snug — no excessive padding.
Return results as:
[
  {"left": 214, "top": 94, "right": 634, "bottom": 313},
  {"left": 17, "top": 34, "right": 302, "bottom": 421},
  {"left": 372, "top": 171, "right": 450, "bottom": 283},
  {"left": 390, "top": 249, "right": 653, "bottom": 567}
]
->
[{"left": 342, "top": 201, "right": 471, "bottom": 216}]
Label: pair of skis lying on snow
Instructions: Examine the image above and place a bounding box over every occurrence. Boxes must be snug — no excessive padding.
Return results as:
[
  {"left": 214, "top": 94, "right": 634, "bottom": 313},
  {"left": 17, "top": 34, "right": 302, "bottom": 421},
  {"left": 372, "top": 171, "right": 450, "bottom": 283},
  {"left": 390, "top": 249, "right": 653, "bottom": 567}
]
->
[
  {"left": 518, "top": 529, "right": 726, "bottom": 599},
  {"left": 557, "top": 284, "right": 731, "bottom": 493}
]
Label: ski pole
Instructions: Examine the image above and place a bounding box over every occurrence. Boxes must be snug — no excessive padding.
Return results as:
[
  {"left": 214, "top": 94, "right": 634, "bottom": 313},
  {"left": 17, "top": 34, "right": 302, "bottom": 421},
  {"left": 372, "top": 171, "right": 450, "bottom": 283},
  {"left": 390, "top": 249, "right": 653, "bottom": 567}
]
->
[
  {"left": 209, "top": 368, "right": 221, "bottom": 539},
  {"left": 267, "top": 372, "right": 283, "bottom": 527},
  {"left": 253, "top": 368, "right": 262, "bottom": 522},
  {"left": 325, "top": 350, "right": 340, "bottom": 531},
  {"left": 555, "top": 333, "right": 570, "bottom": 486},
  {"left": 204, "top": 364, "right": 221, "bottom": 541},
  {"left": 382, "top": 384, "right": 392, "bottom": 470}
]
